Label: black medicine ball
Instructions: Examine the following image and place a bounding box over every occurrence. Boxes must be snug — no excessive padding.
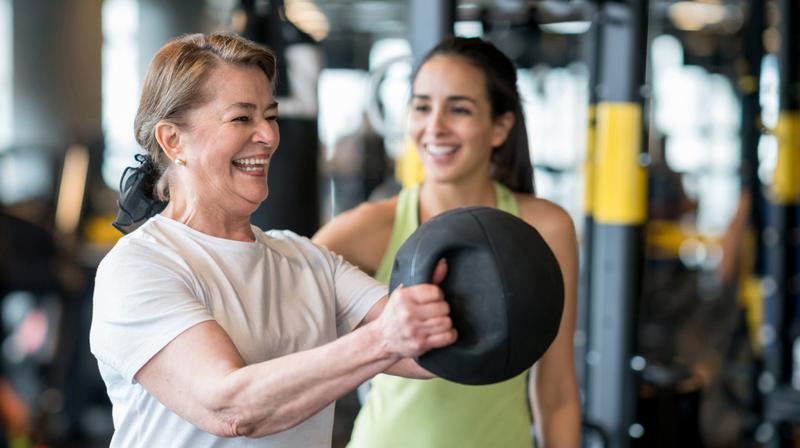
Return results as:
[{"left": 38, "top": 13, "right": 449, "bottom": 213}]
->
[{"left": 389, "top": 206, "right": 564, "bottom": 385}]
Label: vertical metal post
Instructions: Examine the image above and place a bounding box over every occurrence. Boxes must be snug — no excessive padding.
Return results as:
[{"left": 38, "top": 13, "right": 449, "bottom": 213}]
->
[
  {"left": 407, "top": 0, "right": 455, "bottom": 67},
  {"left": 763, "top": 0, "right": 800, "bottom": 446},
  {"left": 577, "top": 0, "right": 601, "bottom": 404},
  {"left": 735, "top": 3, "right": 767, "bottom": 442},
  {"left": 737, "top": 0, "right": 766, "bottom": 205},
  {"left": 138, "top": 0, "right": 206, "bottom": 81},
  {"left": 586, "top": 1, "right": 649, "bottom": 447},
  {"left": 12, "top": 0, "right": 102, "bottom": 149},
  {"left": 739, "top": 0, "right": 766, "bottom": 263}
]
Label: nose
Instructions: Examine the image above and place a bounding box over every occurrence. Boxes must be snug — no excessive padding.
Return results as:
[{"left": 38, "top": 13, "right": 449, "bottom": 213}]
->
[
  {"left": 425, "top": 107, "right": 448, "bottom": 137},
  {"left": 254, "top": 118, "right": 279, "bottom": 152}
]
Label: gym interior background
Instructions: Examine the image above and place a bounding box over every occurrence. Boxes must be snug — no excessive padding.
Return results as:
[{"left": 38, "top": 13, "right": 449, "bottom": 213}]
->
[{"left": 0, "top": 0, "right": 797, "bottom": 446}]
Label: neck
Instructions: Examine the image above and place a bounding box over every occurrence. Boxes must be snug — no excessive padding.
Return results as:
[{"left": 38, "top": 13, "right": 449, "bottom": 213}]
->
[
  {"left": 162, "top": 192, "right": 256, "bottom": 242},
  {"left": 419, "top": 177, "right": 497, "bottom": 223}
]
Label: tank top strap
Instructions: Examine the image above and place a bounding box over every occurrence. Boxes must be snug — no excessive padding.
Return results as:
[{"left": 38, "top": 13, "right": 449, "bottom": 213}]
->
[
  {"left": 375, "top": 185, "right": 420, "bottom": 284},
  {"left": 494, "top": 181, "right": 520, "bottom": 217},
  {"left": 375, "top": 183, "right": 518, "bottom": 283}
]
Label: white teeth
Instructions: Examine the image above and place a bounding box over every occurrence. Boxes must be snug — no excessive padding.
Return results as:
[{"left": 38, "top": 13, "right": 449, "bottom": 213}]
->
[
  {"left": 425, "top": 145, "right": 458, "bottom": 156},
  {"left": 233, "top": 157, "right": 267, "bottom": 165}
]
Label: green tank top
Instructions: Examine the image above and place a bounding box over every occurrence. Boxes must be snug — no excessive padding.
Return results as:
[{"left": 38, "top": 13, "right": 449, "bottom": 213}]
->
[{"left": 348, "top": 182, "right": 534, "bottom": 448}]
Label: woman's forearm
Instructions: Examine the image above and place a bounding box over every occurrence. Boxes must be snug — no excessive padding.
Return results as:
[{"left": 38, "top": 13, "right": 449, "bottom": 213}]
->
[
  {"left": 136, "top": 284, "right": 454, "bottom": 438},
  {"left": 211, "top": 320, "right": 399, "bottom": 437},
  {"left": 535, "top": 398, "right": 581, "bottom": 448}
]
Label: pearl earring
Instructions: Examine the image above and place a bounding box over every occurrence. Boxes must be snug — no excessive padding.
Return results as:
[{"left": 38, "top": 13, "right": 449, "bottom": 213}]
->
[{"left": 175, "top": 157, "right": 186, "bottom": 166}]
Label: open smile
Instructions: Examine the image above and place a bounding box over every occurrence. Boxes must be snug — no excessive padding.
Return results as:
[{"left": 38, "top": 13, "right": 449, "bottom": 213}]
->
[
  {"left": 424, "top": 144, "right": 460, "bottom": 157},
  {"left": 232, "top": 156, "right": 269, "bottom": 175}
]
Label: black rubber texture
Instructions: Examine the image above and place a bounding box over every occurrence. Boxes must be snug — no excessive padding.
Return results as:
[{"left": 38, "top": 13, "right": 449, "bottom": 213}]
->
[{"left": 389, "top": 206, "right": 564, "bottom": 385}]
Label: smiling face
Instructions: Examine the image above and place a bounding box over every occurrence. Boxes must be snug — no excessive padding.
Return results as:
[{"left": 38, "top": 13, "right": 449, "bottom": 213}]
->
[
  {"left": 408, "top": 55, "right": 513, "bottom": 186},
  {"left": 171, "top": 62, "right": 279, "bottom": 218}
]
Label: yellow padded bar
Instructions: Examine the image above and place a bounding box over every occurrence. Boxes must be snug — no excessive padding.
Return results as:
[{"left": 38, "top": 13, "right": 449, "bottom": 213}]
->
[
  {"left": 773, "top": 111, "right": 800, "bottom": 205},
  {"left": 593, "top": 102, "right": 647, "bottom": 225},
  {"left": 396, "top": 136, "right": 426, "bottom": 188}
]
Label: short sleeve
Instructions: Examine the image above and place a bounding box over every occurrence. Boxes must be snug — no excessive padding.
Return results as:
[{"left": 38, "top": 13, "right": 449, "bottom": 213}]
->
[
  {"left": 89, "top": 240, "right": 213, "bottom": 382},
  {"left": 329, "top": 252, "right": 387, "bottom": 336}
]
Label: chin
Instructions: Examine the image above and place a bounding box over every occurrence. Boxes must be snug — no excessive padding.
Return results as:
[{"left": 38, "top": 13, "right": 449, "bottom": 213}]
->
[
  {"left": 424, "top": 168, "right": 458, "bottom": 183},
  {"left": 237, "top": 191, "right": 268, "bottom": 214},
  {"left": 242, "top": 200, "right": 264, "bottom": 217}
]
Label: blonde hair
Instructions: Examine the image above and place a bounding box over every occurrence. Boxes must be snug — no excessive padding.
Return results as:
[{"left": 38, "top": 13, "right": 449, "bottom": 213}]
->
[{"left": 133, "top": 32, "right": 277, "bottom": 200}]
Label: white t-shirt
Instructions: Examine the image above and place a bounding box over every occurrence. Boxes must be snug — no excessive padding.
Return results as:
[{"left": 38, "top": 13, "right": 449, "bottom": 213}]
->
[{"left": 90, "top": 215, "right": 387, "bottom": 447}]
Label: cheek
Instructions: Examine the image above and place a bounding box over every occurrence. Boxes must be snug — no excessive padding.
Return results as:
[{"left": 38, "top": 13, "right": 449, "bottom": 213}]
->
[
  {"left": 186, "top": 131, "right": 217, "bottom": 158},
  {"left": 406, "top": 116, "right": 425, "bottom": 140},
  {"left": 205, "top": 133, "right": 239, "bottom": 161},
  {"left": 272, "top": 123, "right": 281, "bottom": 147},
  {"left": 463, "top": 124, "right": 493, "bottom": 149}
]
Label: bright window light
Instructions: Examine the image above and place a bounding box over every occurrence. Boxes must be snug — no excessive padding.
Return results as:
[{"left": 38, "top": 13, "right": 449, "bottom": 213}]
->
[
  {"left": 538, "top": 21, "right": 591, "bottom": 35},
  {"left": 0, "top": 0, "right": 11, "bottom": 151},
  {"left": 760, "top": 54, "right": 779, "bottom": 131},
  {"left": 518, "top": 64, "right": 588, "bottom": 220},
  {"left": 650, "top": 34, "right": 742, "bottom": 235},
  {"left": 455, "top": 20, "right": 483, "bottom": 38},
  {"left": 0, "top": 150, "right": 52, "bottom": 205},
  {"left": 318, "top": 69, "right": 369, "bottom": 159},
  {"left": 368, "top": 38, "right": 412, "bottom": 158},
  {"left": 101, "top": 0, "right": 140, "bottom": 190}
]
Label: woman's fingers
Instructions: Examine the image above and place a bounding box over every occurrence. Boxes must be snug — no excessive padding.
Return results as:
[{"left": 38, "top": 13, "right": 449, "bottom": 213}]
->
[
  {"left": 393, "top": 282, "right": 443, "bottom": 304},
  {"left": 418, "top": 315, "right": 452, "bottom": 333},
  {"left": 431, "top": 259, "right": 448, "bottom": 285},
  {"left": 425, "top": 328, "right": 458, "bottom": 349},
  {"left": 380, "top": 284, "right": 456, "bottom": 358}
]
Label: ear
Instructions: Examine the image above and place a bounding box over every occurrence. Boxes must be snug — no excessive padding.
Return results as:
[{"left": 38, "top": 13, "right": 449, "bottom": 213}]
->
[
  {"left": 490, "top": 111, "right": 515, "bottom": 148},
  {"left": 154, "top": 120, "right": 183, "bottom": 162}
]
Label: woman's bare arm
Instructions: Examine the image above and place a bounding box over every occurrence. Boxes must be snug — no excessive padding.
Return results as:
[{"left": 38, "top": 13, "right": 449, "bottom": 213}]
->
[
  {"left": 522, "top": 199, "right": 581, "bottom": 448},
  {"left": 135, "top": 282, "right": 454, "bottom": 438},
  {"left": 313, "top": 199, "right": 396, "bottom": 275}
]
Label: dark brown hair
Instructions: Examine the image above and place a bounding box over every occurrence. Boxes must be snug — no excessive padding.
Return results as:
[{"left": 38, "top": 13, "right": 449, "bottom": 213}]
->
[{"left": 414, "top": 36, "right": 534, "bottom": 194}]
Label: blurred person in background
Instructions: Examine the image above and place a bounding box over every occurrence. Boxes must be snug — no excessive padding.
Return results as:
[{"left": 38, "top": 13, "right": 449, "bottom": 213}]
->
[{"left": 314, "top": 36, "right": 580, "bottom": 448}]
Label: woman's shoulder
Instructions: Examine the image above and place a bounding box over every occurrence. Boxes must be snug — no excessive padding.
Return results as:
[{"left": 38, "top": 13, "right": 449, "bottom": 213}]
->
[
  {"left": 316, "top": 196, "right": 397, "bottom": 241},
  {"left": 343, "top": 196, "right": 399, "bottom": 226},
  {"left": 312, "top": 196, "right": 398, "bottom": 274},
  {"left": 514, "top": 194, "right": 576, "bottom": 240},
  {"left": 98, "top": 224, "right": 181, "bottom": 272}
]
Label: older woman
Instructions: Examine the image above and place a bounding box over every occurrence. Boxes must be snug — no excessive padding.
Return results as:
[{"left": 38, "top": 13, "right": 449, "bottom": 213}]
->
[{"left": 89, "top": 33, "right": 455, "bottom": 447}]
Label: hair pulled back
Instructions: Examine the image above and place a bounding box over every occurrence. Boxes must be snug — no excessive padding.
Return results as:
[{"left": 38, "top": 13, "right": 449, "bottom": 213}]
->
[
  {"left": 134, "top": 32, "right": 277, "bottom": 200},
  {"left": 414, "top": 36, "right": 534, "bottom": 194}
]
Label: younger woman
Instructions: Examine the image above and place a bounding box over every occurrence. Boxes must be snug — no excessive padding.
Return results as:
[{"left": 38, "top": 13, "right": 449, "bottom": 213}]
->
[{"left": 314, "top": 36, "right": 580, "bottom": 447}]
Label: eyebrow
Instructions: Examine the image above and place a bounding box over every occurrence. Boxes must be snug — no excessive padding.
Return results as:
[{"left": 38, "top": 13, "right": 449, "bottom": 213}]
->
[
  {"left": 411, "top": 94, "right": 478, "bottom": 105},
  {"left": 226, "top": 101, "right": 280, "bottom": 112}
]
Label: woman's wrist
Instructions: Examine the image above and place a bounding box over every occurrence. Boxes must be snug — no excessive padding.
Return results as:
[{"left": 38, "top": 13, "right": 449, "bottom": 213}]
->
[{"left": 358, "top": 319, "right": 403, "bottom": 365}]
